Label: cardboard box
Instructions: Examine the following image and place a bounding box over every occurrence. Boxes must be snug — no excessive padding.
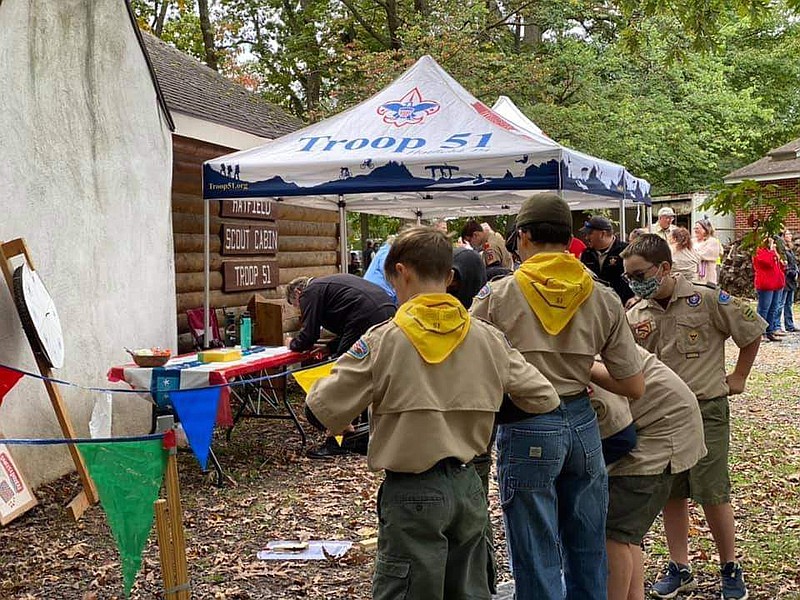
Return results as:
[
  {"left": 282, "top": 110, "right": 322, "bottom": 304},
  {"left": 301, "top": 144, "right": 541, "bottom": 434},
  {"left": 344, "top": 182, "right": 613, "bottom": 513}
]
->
[{"left": 248, "top": 294, "right": 285, "bottom": 346}]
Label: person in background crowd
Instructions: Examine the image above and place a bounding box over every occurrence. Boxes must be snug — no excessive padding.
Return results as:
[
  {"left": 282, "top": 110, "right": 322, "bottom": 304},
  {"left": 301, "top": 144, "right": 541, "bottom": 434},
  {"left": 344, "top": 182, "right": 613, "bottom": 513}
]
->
[
  {"left": 286, "top": 273, "right": 396, "bottom": 458},
  {"left": 753, "top": 236, "right": 786, "bottom": 342},
  {"left": 568, "top": 235, "right": 587, "bottom": 259},
  {"left": 432, "top": 219, "right": 449, "bottom": 234},
  {"left": 591, "top": 346, "right": 706, "bottom": 600},
  {"left": 653, "top": 207, "right": 678, "bottom": 241},
  {"left": 364, "top": 237, "right": 398, "bottom": 305},
  {"left": 669, "top": 227, "right": 700, "bottom": 282},
  {"left": 363, "top": 239, "right": 376, "bottom": 271},
  {"left": 628, "top": 228, "right": 647, "bottom": 243},
  {"left": 472, "top": 194, "right": 645, "bottom": 600},
  {"left": 461, "top": 219, "right": 514, "bottom": 269},
  {"left": 779, "top": 230, "right": 797, "bottom": 332},
  {"left": 580, "top": 216, "right": 634, "bottom": 304},
  {"left": 448, "top": 247, "right": 487, "bottom": 309},
  {"left": 623, "top": 235, "right": 764, "bottom": 600},
  {"left": 694, "top": 219, "right": 723, "bottom": 285},
  {"left": 348, "top": 251, "right": 361, "bottom": 275},
  {"left": 304, "top": 226, "right": 559, "bottom": 600}
]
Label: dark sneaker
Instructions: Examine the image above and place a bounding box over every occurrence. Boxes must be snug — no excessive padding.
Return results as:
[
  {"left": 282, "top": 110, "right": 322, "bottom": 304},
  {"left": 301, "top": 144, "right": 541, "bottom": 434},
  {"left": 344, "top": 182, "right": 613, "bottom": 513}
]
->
[
  {"left": 721, "top": 562, "right": 749, "bottom": 600},
  {"left": 650, "top": 562, "right": 697, "bottom": 598},
  {"left": 305, "top": 437, "right": 350, "bottom": 459}
]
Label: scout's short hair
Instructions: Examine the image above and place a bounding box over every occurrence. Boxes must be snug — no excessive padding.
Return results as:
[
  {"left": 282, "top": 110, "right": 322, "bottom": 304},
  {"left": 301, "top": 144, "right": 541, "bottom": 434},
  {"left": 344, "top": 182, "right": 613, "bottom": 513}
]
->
[
  {"left": 620, "top": 234, "right": 673, "bottom": 266},
  {"left": 461, "top": 220, "right": 483, "bottom": 240},
  {"left": 384, "top": 226, "right": 452, "bottom": 282},
  {"left": 286, "top": 277, "right": 311, "bottom": 302}
]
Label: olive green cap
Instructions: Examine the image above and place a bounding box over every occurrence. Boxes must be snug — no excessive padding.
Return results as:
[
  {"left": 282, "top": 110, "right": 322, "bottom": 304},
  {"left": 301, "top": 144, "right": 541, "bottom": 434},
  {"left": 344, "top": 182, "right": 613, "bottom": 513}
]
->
[{"left": 516, "top": 193, "right": 572, "bottom": 229}]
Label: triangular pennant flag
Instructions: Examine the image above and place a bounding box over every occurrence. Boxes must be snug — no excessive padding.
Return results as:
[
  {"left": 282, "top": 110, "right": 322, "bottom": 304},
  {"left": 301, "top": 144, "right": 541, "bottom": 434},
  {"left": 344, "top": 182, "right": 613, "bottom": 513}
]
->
[
  {"left": 291, "top": 362, "right": 335, "bottom": 394},
  {"left": 170, "top": 387, "right": 221, "bottom": 470},
  {"left": 78, "top": 438, "right": 167, "bottom": 596},
  {"left": 0, "top": 366, "right": 23, "bottom": 406}
]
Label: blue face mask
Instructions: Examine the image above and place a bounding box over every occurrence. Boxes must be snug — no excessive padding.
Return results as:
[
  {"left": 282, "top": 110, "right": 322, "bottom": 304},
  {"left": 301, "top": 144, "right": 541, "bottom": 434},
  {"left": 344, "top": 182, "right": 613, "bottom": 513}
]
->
[{"left": 628, "top": 267, "right": 664, "bottom": 299}]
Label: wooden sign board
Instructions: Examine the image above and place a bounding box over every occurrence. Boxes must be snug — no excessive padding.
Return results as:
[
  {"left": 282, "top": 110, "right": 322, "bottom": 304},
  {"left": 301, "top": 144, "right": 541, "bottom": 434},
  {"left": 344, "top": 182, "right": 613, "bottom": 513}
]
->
[
  {"left": 0, "top": 444, "right": 38, "bottom": 525},
  {"left": 220, "top": 199, "right": 274, "bottom": 220},
  {"left": 220, "top": 223, "right": 278, "bottom": 256},
  {"left": 223, "top": 260, "right": 279, "bottom": 292}
]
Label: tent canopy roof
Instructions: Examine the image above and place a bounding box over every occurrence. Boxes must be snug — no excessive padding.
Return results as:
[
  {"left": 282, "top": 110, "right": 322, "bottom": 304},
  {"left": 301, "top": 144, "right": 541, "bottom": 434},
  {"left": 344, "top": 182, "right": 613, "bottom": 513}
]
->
[{"left": 204, "top": 56, "right": 650, "bottom": 218}]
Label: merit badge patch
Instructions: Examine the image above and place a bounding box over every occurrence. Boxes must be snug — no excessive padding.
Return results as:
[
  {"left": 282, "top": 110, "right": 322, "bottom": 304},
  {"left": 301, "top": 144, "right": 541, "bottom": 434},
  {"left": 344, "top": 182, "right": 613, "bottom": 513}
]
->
[
  {"left": 718, "top": 290, "right": 732, "bottom": 305},
  {"left": 741, "top": 304, "right": 758, "bottom": 322},
  {"left": 686, "top": 293, "right": 702, "bottom": 308},
  {"left": 346, "top": 338, "right": 370, "bottom": 360},
  {"left": 633, "top": 319, "right": 656, "bottom": 341},
  {"left": 475, "top": 284, "right": 492, "bottom": 300}
]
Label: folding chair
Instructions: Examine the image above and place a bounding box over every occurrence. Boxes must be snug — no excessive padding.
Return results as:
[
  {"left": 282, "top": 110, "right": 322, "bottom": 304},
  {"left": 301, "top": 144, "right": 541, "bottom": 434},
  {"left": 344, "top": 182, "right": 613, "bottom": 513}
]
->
[{"left": 185, "top": 307, "right": 225, "bottom": 350}]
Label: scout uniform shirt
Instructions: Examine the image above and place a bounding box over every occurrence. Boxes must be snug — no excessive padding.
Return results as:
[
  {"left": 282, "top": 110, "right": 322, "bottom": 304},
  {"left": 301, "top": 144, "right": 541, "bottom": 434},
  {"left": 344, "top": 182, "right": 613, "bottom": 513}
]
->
[
  {"left": 305, "top": 293, "right": 560, "bottom": 473},
  {"left": 483, "top": 230, "right": 514, "bottom": 270},
  {"left": 470, "top": 252, "right": 643, "bottom": 397},
  {"left": 591, "top": 346, "right": 707, "bottom": 476},
  {"left": 626, "top": 274, "right": 766, "bottom": 400}
]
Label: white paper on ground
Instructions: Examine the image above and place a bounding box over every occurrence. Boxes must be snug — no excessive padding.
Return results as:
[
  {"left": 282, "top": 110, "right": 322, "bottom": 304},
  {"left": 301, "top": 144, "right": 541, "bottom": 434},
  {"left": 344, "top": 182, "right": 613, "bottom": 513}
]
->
[
  {"left": 89, "top": 392, "right": 113, "bottom": 438},
  {"left": 257, "top": 540, "right": 353, "bottom": 561}
]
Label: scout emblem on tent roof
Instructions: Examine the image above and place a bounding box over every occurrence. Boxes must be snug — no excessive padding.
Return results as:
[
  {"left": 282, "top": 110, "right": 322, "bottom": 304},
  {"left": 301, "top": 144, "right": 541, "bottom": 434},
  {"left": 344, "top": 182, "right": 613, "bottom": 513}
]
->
[{"left": 377, "top": 87, "right": 440, "bottom": 127}]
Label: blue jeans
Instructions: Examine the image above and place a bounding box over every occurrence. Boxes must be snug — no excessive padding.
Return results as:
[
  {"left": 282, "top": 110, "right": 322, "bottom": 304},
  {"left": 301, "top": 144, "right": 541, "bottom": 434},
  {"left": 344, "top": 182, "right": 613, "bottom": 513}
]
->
[
  {"left": 783, "top": 287, "right": 796, "bottom": 331},
  {"left": 771, "top": 288, "right": 786, "bottom": 331},
  {"left": 497, "top": 395, "right": 608, "bottom": 600},
  {"left": 757, "top": 289, "right": 782, "bottom": 334}
]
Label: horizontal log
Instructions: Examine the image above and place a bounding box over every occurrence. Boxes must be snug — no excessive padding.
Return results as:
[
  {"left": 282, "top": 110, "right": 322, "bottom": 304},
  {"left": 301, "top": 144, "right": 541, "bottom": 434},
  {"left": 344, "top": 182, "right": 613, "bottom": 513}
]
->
[
  {"left": 174, "top": 251, "right": 337, "bottom": 274},
  {"left": 173, "top": 135, "right": 235, "bottom": 161},
  {"left": 176, "top": 271, "right": 223, "bottom": 293},
  {"left": 172, "top": 175, "right": 201, "bottom": 196},
  {"left": 174, "top": 233, "right": 339, "bottom": 254},
  {"left": 173, "top": 212, "right": 338, "bottom": 237},
  {"left": 172, "top": 193, "right": 339, "bottom": 223}
]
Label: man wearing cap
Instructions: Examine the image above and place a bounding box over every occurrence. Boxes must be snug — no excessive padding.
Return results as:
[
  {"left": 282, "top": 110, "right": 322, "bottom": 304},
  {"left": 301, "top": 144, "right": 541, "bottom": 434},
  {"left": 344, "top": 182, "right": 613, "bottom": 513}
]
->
[
  {"left": 580, "top": 216, "right": 634, "bottom": 304},
  {"left": 471, "top": 193, "right": 645, "bottom": 600},
  {"left": 654, "top": 207, "right": 678, "bottom": 241},
  {"left": 461, "top": 219, "right": 514, "bottom": 270}
]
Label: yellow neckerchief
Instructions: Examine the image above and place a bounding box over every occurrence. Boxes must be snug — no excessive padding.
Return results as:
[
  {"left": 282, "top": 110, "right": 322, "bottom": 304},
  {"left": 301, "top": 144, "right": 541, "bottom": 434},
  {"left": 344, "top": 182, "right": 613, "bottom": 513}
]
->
[
  {"left": 513, "top": 252, "right": 594, "bottom": 335},
  {"left": 393, "top": 293, "right": 471, "bottom": 364}
]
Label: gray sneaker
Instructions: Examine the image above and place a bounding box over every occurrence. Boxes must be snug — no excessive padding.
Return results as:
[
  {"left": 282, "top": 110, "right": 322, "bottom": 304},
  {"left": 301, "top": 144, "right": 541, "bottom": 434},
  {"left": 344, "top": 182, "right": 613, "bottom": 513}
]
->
[
  {"left": 721, "top": 562, "right": 749, "bottom": 600},
  {"left": 650, "top": 561, "right": 697, "bottom": 598}
]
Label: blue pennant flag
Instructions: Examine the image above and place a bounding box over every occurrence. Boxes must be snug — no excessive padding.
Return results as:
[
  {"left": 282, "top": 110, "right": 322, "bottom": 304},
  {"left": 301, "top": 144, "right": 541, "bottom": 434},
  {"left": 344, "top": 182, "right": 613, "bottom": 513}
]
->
[{"left": 170, "top": 387, "right": 221, "bottom": 470}]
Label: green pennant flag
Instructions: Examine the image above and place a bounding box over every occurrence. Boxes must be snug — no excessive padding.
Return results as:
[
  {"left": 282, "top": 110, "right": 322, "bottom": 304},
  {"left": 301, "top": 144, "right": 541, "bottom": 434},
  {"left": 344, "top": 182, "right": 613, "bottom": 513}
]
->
[{"left": 79, "top": 438, "right": 167, "bottom": 596}]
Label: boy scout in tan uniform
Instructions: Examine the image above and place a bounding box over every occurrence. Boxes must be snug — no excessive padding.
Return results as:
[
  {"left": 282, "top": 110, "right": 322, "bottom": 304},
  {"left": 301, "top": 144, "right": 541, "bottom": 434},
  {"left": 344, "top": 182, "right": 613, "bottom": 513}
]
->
[
  {"left": 305, "top": 226, "right": 559, "bottom": 600},
  {"left": 621, "top": 234, "right": 764, "bottom": 600},
  {"left": 590, "top": 345, "right": 706, "bottom": 600},
  {"left": 470, "top": 193, "right": 645, "bottom": 600}
]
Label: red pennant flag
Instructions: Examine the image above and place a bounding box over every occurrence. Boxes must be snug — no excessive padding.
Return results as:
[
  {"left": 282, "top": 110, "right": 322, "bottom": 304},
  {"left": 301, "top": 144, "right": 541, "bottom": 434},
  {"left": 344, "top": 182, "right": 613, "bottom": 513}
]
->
[{"left": 0, "top": 367, "right": 24, "bottom": 406}]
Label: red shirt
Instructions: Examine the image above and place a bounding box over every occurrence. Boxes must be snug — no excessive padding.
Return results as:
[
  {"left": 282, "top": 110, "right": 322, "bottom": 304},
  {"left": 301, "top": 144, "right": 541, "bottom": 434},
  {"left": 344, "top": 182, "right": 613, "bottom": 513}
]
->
[
  {"left": 568, "top": 237, "right": 587, "bottom": 259},
  {"left": 753, "top": 247, "right": 785, "bottom": 291}
]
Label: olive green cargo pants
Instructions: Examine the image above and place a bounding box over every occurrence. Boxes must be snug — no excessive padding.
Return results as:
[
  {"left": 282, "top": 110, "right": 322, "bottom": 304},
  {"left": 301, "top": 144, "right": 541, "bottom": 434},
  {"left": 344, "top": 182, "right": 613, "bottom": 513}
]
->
[{"left": 373, "top": 459, "right": 492, "bottom": 600}]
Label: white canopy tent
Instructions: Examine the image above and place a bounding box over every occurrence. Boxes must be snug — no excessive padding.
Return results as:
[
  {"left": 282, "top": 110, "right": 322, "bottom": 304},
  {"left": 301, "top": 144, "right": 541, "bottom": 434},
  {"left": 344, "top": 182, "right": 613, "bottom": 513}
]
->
[{"left": 201, "top": 56, "right": 650, "bottom": 340}]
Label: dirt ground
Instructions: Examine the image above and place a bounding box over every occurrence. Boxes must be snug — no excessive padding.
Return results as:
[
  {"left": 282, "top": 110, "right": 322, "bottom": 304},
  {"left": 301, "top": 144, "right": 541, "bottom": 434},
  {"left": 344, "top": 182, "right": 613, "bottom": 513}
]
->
[{"left": 2, "top": 337, "right": 800, "bottom": 599}]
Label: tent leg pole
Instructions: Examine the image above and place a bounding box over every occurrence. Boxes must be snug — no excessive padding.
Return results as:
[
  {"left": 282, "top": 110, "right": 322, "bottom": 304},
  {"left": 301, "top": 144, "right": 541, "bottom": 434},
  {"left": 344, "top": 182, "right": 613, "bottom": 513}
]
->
[
  {"left": 338, "top": 197, "right": 347, "bottom": 274},
  {"left": 204, "top": 197, "right": 210, "bottom": 348},
  {"left": 619, "top": 197, "right": 626, "bottom": 239},
  {"left": 647, "top": 206, "right": 653, "bottom": 233}
]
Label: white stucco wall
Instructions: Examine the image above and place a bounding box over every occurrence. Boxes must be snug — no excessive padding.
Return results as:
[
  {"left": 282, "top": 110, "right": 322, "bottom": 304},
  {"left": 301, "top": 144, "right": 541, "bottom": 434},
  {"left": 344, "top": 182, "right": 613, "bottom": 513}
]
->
[{"left": 0, "top": 0, "right": 176, "bottom": 486}]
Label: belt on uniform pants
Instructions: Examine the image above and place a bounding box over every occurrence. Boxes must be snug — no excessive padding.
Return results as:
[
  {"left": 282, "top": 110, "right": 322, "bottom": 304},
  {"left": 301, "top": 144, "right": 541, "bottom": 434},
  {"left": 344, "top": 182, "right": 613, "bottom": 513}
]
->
[
  {"left": 385, "top": 457, "right": 474, "bottom": 478},
  {"left": 560, "top": 390, "right": 589, "bottom": 403}
]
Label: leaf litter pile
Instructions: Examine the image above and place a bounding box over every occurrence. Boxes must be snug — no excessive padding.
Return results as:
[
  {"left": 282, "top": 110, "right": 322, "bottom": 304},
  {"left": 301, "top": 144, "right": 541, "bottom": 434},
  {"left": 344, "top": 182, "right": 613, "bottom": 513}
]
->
[{"left": 2, "top": 338, "right": 800, "bottom": 599}]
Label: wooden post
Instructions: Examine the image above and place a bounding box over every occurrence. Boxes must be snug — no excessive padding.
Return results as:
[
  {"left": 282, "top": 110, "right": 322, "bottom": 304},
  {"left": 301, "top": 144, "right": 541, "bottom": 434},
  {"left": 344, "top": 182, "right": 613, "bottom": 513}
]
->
[
  {"left": 166, "top": 447, "right": 190, "bottom": 599},
  {"left": 0, "top": 238, "right": 98, "bottom": 519},
  {"left": 154, "top": 499, "right": 178, "bottom": 597}
]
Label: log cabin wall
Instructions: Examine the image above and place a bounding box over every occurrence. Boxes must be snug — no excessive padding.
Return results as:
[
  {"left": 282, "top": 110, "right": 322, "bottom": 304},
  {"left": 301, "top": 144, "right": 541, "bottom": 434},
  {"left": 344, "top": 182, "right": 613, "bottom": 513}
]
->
[{"left": 172, "top": 134, "right": 340, "bottom": 352}]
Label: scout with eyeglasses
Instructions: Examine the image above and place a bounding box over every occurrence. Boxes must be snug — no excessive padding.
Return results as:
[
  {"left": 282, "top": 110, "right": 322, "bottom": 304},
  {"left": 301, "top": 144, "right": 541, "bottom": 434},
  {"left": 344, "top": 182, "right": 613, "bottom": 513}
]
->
[{"left": 621, "top": 234, "right": 765, "bottom": 600}]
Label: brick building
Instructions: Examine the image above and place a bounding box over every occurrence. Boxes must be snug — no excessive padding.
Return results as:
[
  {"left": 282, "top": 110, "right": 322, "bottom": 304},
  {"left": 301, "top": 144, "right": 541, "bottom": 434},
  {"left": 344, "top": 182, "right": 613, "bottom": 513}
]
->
[{"left": 724, "top": 137, "right": 800, "bottom": 237}]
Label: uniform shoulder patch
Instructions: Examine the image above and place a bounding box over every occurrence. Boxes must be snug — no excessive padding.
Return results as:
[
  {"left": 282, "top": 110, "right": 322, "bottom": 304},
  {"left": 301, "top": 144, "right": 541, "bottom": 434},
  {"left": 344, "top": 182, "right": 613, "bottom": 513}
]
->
[
  {"left": 633, "top": 319, "right": 657, "bottom": 341},
  {"left": 346, "top": 337, "right": 370, "bottom": 359},
  {"left": 740, "top": 303, "right": 758, "bottom": 322},
  {"left": 718, "top": 290, "right": 732, "bottom": 305},
  {"left": 475, "top": 283, "right": 492, "bottom": 300},
  {"left": 686, "top": 293, "right": 702, "bottom": 308}
]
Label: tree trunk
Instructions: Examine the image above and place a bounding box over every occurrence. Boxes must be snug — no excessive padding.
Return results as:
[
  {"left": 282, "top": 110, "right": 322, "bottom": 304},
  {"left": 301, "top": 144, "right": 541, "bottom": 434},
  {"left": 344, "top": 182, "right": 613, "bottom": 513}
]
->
[
  {"left": 197, "top": 0, "right": 219, "bottom": 71},
  {"left": 154, "top": 0, "right": 170, "bottom": 36},
  {"left": 413, "top": 0, "right": 426, "bottom": 14},
  {"left": 385, "top": 0, "right": 402, "bottom": 50},
  {"left": 360, "top": 213, "right": 369, "bottom": 255}
]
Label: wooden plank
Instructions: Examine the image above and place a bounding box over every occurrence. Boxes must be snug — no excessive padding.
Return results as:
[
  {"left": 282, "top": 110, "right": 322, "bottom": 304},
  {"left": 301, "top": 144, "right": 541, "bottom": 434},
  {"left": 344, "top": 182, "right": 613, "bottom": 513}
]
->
[
  {"left": 220, "top": 222, "right": 278, "bottom": 256},
  {"left": 174, "top": 233, "right": 338, "bottom": 254},
  {"left": 220, "top": 199, "right": 275, "bottom": 220},
  {"left": 222, "top": 259, "right": 279, "bottom": 292},
  {"left": 174, "top": 251, "right": 337, "bottom": 275},
  {"left": 173, "top": 212, "right": 337, "bottom": 237}
]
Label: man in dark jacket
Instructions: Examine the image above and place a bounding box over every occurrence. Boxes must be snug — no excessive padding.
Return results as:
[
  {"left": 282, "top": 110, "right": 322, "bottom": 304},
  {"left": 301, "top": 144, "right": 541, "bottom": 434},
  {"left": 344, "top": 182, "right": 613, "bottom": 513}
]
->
[
  {"left": 580, "top": 216, "right": 633, "bottom": 304},
  {"left": 287, "top": 273, "right": 396, "bottom": 458}
]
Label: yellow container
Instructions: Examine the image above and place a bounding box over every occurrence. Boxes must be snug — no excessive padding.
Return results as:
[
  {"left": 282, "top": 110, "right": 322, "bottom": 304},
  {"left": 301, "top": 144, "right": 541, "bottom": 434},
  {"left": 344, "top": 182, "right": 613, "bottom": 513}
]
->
[{"left": 197, "top": 348, "right": 243, "bottom": 363}]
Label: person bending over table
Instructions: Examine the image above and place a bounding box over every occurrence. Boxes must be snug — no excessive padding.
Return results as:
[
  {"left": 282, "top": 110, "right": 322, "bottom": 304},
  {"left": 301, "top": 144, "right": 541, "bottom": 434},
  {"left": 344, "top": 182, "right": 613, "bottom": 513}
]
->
[{"left": 286, "top": 273, "right": 396, "bottom": 458}]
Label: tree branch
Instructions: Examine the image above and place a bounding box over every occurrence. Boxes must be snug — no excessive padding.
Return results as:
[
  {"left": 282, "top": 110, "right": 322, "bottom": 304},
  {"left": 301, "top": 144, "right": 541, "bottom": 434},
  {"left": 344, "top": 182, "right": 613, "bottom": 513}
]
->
[{"left": 339, "top": 0, "right": 392, "bottom": 47}]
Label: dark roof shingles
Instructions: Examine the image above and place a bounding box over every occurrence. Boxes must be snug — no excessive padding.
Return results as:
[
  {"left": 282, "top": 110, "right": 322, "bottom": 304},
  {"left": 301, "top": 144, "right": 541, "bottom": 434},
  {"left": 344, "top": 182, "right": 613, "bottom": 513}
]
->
[
  {"left": 725, "top": 136, "right": 800, "bottom": 180},
  {"left": 141, "top": 32, "right": 301, "bottom": 139}
]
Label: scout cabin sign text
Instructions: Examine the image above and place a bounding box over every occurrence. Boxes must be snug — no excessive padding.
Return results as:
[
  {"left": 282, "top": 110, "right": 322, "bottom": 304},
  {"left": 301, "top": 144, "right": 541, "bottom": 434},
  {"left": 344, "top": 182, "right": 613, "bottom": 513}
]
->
[
  {"left": 223, "top": 260, "right": 279, "bottom": 292},
  {"left": 220, "top": 223, "right": 278, "bottom": 256},
  {"left": 220, "top": 199, "right": 273, "bottom": 220}
]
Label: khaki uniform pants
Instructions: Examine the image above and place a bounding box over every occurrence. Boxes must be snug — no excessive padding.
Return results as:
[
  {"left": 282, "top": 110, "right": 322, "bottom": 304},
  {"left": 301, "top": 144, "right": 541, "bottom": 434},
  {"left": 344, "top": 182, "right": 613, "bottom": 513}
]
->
[{"left": 373, "top": 460, "right": 491, "bottom": 600}]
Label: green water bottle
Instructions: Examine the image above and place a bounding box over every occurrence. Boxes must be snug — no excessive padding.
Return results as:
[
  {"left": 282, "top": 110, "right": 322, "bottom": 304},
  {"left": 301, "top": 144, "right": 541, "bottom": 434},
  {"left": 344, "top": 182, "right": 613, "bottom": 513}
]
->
[{"left": 239, "top": 311, "right": 252, "bottom": 351}]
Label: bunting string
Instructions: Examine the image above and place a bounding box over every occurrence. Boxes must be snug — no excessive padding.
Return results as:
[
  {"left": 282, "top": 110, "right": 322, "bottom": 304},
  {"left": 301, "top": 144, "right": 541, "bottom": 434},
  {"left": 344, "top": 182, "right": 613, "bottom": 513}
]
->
[{"left": 0, "top": 433, "right": 164, "bottom": 445}]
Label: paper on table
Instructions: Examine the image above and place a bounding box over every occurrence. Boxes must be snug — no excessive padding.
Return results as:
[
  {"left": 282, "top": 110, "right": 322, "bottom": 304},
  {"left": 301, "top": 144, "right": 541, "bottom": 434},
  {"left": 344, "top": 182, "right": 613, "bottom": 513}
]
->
[{"left": 257, "top": 540, "right": 353, "bottom": 561}]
